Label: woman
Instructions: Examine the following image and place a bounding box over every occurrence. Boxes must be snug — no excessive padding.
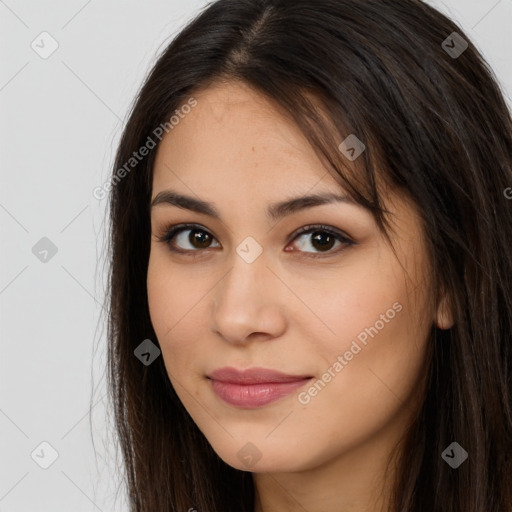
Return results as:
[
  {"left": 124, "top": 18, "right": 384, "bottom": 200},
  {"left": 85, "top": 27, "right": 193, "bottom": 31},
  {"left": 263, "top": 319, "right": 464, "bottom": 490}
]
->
[{"left": 105, "top": 0, "right": 512, "bottom": 510}]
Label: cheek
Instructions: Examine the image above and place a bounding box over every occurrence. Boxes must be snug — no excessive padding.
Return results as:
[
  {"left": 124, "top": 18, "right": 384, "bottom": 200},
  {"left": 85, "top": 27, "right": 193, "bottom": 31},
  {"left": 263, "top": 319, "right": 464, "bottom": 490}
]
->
[
  {"left": 296, "top": 260, "right": 404, "bottom": 355},
  {"left": 295, "top": 298, "right": 429, "bottom": 459},
  {"left": 147, "top": 250, "right": 198, "bottom": 330},
  {"left": 304, "top": 255, "right": 430, "bottom": 401},
  {"left": 147, "top": 258, "right": 173, "bottom": 339},
  {"left": 146, "top": 253, "right": 218, "bottom": 382},
  {"left": 147, "top": 255, "right": 194, "bottom": 359}
]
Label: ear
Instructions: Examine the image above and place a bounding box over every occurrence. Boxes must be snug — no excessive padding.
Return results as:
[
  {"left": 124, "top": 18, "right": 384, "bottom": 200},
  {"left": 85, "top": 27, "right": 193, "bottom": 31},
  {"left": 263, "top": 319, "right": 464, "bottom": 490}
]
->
[{"left": 435, "top": 291, "right": 455, "bottom": 330}]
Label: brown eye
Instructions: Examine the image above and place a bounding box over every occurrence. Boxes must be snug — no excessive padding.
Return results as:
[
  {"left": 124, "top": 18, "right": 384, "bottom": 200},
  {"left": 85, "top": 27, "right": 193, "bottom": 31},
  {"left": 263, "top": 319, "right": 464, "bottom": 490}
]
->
[
  {"left": 156, "top": 223, "right": 354, "bottom": 257},
  {"left": 310, "top": 231, "right": 336, "bottom": 251},
  {"left": 287, "top": 225, "right": 354, "bottom": 257},
  {"left": 157, "top": 224, "right": 221, "bottom": 253},
  {"left": 188, "top": 229, "right": 213, "bottom": 249}
]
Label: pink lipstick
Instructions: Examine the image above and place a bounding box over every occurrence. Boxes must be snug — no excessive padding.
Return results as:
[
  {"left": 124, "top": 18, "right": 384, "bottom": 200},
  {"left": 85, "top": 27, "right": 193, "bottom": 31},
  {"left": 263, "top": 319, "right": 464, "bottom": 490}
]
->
[{"left": 208, "top": 367, "right": 312, "bottom": 408}]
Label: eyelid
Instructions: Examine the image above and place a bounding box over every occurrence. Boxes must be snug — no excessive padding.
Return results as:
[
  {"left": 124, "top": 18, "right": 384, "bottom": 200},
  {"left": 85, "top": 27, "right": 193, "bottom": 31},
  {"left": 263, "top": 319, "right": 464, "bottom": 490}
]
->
[
  {"left": 155, "top": 223, "right": 219, "bottom": 255},
  {"left": 155, "top": 223, "right": 216, "bottom": 243},
  {"left": 286, "top": 224, "right": 354, "bottom": 258},
  {"left": 290, "top": 224, "right": 353, "bottom": 244},
  {"left": 155, "top": 222, "right": 355, "bottom": 256}
]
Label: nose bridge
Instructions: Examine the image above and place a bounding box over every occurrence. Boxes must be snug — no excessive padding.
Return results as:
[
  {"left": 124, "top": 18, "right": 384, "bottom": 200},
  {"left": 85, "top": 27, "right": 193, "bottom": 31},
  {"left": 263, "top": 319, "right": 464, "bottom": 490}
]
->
[
  {"left": 210, "top": 246, "right": 286, "bottom": 343},
  {"left": 216, "top": 247, "right": 270, "bottom": 313}
]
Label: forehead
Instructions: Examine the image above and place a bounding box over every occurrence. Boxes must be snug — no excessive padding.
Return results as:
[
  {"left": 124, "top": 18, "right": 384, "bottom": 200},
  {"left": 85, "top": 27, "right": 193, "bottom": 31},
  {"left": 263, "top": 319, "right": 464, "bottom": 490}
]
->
[{"left": 151, "top": 81, "right": 339, "bottom": 195}]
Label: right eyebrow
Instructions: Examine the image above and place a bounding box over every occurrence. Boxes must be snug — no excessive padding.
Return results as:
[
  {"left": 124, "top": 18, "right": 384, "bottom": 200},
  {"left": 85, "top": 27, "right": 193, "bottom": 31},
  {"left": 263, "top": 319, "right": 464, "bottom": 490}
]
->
[{"left": 150, "top": 189, "right": 361, "bottom": 223}]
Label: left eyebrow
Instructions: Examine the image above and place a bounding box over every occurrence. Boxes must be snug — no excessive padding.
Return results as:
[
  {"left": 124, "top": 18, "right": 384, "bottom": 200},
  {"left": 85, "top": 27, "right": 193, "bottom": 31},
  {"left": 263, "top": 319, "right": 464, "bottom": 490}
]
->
[{"left": 150, "top": 189, "right": 361, "bottom": 222}]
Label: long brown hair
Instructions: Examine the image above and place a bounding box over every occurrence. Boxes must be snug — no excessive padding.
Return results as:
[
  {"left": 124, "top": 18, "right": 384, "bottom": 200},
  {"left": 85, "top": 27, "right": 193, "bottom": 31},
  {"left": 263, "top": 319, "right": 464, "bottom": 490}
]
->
[{"left": 104, "top": 0, "right": 512, "bottom": 510}]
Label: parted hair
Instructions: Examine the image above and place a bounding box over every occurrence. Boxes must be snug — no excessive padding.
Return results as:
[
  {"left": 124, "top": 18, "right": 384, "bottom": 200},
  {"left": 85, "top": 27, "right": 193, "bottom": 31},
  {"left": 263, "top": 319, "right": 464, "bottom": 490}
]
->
[{"left": 105, "top": 1, "right": 512, "bottom": 510}]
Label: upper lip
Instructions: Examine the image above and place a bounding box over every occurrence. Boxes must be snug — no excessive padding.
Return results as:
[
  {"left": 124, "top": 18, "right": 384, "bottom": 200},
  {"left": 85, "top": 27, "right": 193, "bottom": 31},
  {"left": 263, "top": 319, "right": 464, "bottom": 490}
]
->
[{"left": 208, "top": 366, "right": 313, "bottom": 384}]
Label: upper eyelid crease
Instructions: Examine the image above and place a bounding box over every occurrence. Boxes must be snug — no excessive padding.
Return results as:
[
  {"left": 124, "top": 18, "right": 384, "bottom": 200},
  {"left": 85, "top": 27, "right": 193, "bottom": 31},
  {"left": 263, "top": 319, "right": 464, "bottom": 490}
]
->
[{"left": 150, "top": 189, "right": 361, "bottom": 223}]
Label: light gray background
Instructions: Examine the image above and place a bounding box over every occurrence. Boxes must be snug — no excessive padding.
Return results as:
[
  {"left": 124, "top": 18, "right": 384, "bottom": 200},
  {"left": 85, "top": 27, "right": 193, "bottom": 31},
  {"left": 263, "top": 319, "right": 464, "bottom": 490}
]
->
[{"left": 1, "top": 1, "right": 511, "bottom": 510}]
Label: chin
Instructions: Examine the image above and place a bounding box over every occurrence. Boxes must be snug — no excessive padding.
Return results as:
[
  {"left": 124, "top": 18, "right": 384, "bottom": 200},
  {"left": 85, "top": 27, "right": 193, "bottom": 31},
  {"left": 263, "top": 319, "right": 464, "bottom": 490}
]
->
[{"left": 207, "top": 436, "right": 318, "bottom": 473}]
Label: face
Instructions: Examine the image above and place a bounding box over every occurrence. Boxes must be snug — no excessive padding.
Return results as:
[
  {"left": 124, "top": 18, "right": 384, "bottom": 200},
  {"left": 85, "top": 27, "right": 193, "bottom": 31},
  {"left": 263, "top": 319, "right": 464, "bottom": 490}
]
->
[{"left": 147, "top": 81, "right": 435, "bottom": 474}]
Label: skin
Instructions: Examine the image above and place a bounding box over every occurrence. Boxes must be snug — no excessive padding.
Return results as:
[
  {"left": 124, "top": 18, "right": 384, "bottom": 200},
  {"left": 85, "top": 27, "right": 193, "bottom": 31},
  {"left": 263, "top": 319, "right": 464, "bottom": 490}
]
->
[{"left": 147, "top": 81, "right": 453, "bottom": 512}]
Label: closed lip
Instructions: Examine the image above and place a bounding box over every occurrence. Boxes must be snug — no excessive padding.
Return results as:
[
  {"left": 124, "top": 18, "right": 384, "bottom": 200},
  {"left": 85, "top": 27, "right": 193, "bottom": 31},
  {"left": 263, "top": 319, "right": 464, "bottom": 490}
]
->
[{"left": 207, "top": 366, "right": 313, "bottom": 384}]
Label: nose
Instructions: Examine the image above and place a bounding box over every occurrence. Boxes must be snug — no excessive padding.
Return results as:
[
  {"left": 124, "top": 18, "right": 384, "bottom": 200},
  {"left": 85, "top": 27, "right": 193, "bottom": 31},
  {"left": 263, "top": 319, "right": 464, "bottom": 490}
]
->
[{"left": 210, "top": 251, "right": 288, "bottom": 345}]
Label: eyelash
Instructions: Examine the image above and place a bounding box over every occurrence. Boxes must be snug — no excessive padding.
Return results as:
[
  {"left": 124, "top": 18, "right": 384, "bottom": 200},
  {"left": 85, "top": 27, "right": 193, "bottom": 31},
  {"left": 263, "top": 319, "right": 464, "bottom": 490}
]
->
[{"left": 155, "top": 223, "right": 355, "bottom": 259}]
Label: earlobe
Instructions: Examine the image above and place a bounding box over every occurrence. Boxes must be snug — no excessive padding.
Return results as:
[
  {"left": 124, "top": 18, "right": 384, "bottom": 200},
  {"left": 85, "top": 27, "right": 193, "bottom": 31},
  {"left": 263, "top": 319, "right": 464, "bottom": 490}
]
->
[{"left": 435, "top": 293, "right": 455, "bottom": 329}]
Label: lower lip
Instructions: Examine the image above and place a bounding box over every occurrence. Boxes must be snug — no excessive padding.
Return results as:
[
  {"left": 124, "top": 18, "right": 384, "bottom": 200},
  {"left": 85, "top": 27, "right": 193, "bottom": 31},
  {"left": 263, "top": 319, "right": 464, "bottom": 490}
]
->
[{"left": 209, "top": 378, "right": 312, "bottom": 408}]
